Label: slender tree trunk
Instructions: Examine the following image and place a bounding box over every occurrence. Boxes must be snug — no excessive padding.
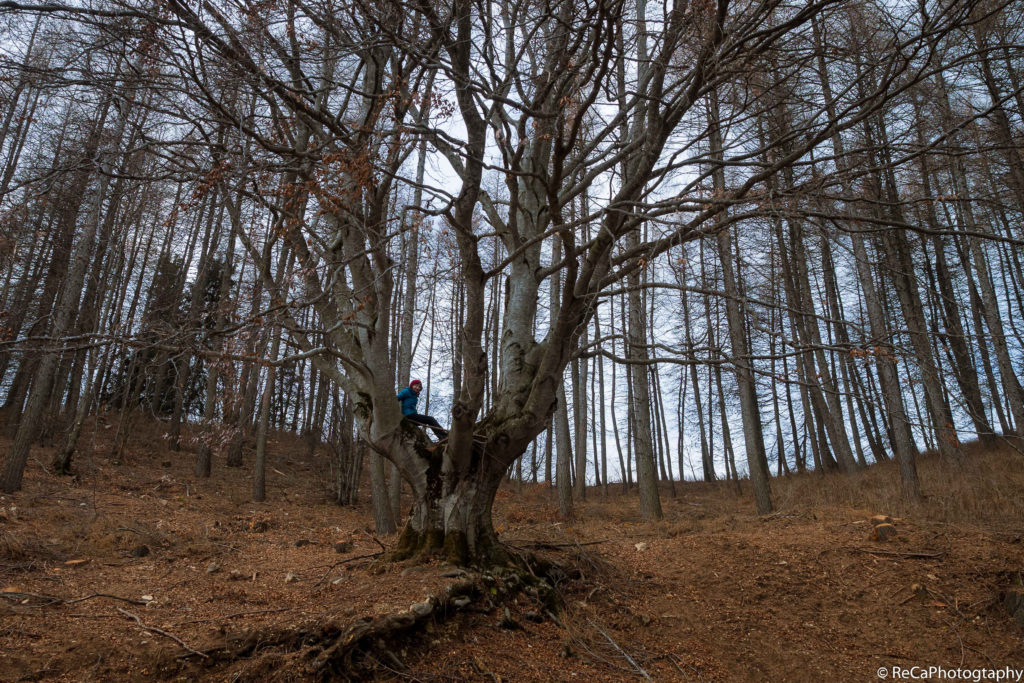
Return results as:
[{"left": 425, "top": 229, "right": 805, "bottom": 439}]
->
[
  {"left": 811, "top": 16, "right": 918, "bottom": 492},
  {"left": 869, "top": 114, "right": 961, "bottom": 462},
  {"left": 708, "top": 95, "right": 772, "bottom": 512},
  {"left": 196, "top": 205, "right": 237, "bottom": 477},
  {"left": 573, "top": 328, "right": 588, "bottom": 500},
  {"left": 555, "top": 377, "right": 574, "bottom": 518},
  {"left": 253, "top": 236, "right": 296, "bottom": 501},
  {"left": 550, "top": 234, "right": 573, "bottom": 517},
  {"left": 946, "top": 152, "right": 1024, "bottom": 436},
  {"left": 168, "top": 191, "right": 221, "bottom": 450},
  {"left": 252, "top": 362, "right": 275, "bottom": 503},
  {"left": 2, "top": 99, "right": 112, "bottom": 492},
  {"left": 627, "top": 232, "right": 662, "bottom": 520}
]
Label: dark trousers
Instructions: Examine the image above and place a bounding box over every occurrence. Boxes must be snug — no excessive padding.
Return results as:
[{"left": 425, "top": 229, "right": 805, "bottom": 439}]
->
[{"left": 406, "top": 413, "right": 448, "bottom": 438}]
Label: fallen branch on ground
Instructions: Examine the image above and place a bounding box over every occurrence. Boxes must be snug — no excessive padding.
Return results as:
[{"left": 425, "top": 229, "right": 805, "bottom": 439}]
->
[
  {"left": 65, "top": 593, "right": 150, "bottom": 605},
  {"left": 0, "top": 591, "right": 63, "bottom": 606},
  {"left": 846, "top": 547, "right": 946, "bottom": 559},
  {"left": 510, "top": 539, "right": 609, "bottom": 550},
  {"left": 1, "top": 591, "right": 148, "bottom": 607},
  {"left": 117, "top": 607, "right": 209, "bottom": 659},
  {"left": 313, "top": 551, "right": 386, "bottom": 587},
  {"left": 589, "top": 618, "right": 653, "bottom": 682},
  {"left": 172, "top": 607, "right": 294, "bottom": 626}
]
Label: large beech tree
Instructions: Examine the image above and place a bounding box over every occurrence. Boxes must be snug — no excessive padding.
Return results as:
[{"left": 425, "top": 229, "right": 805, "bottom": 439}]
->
[{"left": 1, "top": 0, "right": 980, "bottom": 563}]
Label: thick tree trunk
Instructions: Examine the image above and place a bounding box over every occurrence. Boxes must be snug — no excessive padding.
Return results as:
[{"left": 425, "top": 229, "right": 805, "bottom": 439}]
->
[
  {"left": 370, "top": 452, "right": 397, "bottom": 534},
  {"left": 849, "top": 229, "right": 919, "bottom": 488},
  {"left": 391, "top": 447, "right": 507, "bottom": 566}
]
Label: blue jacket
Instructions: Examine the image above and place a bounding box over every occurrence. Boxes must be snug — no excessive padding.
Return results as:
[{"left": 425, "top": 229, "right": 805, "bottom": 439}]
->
[{"left": 397, "top": 386, "right": 419, "bottom": 416}]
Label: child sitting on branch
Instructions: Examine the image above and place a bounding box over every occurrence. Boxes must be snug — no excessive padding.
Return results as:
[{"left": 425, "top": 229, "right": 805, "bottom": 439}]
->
[{"left": 396, "top": 379, "right": 448, "bottom": 439}]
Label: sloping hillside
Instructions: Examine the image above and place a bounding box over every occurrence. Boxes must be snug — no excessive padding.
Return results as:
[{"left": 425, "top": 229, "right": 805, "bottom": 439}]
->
[{"left": 1, "top": 422, "right": 1022, "bottom": 681}]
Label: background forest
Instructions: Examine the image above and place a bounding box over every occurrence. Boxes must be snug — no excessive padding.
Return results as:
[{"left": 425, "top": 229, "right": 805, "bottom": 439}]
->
[{"left": 0, "top": 0, "right": 1022, "bottom": 535}]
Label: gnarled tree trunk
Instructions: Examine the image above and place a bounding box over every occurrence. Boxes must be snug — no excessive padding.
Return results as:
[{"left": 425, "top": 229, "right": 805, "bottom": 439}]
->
[{"left": 391, "top": 440, "right": 508, "bottom": 566}]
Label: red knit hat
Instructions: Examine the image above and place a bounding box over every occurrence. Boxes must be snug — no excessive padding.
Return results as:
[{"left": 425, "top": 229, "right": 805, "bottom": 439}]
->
[{"left": 410, "top": 379, "right": 422, "bottom": 387}]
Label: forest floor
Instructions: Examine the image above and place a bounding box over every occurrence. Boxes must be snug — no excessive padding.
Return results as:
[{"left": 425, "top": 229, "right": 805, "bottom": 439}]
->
[{"left": 1, "top": 415, "right": 1023, "bottom": 682}]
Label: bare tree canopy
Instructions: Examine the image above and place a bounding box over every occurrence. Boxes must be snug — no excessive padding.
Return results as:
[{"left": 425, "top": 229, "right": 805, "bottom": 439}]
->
[{"left": 0, "top": 0, "right": 1022, "bottom": 565}]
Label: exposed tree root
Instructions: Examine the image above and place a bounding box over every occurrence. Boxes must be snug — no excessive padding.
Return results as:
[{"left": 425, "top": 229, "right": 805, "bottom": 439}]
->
[
  {"left": 310, "top": 577, "right": 480, "bottom": 680},
  {"left": 166, "top": 553, "right": 574, "bottom": 681},
  {"left": 311, "top": 553, "right": 574, "bottom": 680}
]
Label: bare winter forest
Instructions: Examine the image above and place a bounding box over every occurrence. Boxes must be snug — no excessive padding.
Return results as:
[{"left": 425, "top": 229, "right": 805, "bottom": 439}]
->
[{"left": 0, "top": 0, "right": 1023, "bottom": 678}]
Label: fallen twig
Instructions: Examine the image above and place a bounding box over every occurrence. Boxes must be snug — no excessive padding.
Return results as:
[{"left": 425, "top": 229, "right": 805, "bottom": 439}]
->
[
  {"left": 665, "top": 652, "right": 705, "bottom": 683},
  {"left": 345, "top": 551, "right": 385, "bottom": 563},
  {"left": 116, "top": 607, "right": 209, "bottom": 659},
  {"left": 0, "top": 591, "right": 147, "bottom": 607},
  {"left": 847, "top": 547, "right": 946, "bottom": 559},
  {"left": 65, "top": 593, "right": 149, "bottom": 606},
  {"left": 313, "top": 551, "right": 386, "bottom": 587},
  {"left": 923, "top": 585, "right": 968, "bottom": 620},
  {"left": 362, "top": 532, "right": 387, "bottom": 553},
  {"left": 510, "top": 539, "right": 609, "bottom": 550},
  {"left": 0, "top": 591, "right": 63, "bottom": 606},
  {"left": 173, "top": 607, "right": 294, "bottom": 626},
  {"left": 544, "top": 609, "right": 566, "bottom": 629},
  {"left": 589, "top": 618, "right": 653, "bottom": 682}
]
